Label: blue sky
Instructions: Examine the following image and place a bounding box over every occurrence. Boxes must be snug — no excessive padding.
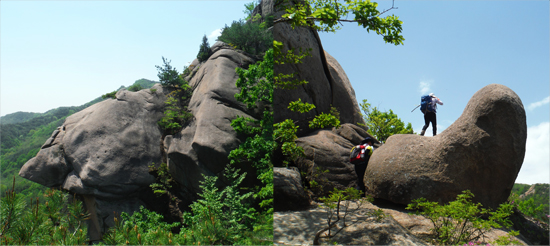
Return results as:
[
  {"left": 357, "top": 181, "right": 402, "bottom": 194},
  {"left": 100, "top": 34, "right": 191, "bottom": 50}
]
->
[
  {"left": 319, "top": 1, "right": 549, "bottom": 184},
  {"left": 1, "top": 0, "right": 248, "bottom": 116},
  {"left": 1, "top": 1, "right": 548, "bottom": 185}
]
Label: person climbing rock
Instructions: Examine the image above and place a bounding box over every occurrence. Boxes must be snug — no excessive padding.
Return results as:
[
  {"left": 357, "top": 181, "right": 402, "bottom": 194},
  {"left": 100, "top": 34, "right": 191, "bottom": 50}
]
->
[
  {"left": 420, "top": 93, "right": 443, "bottom": 136},
  {"left": 351, "top": 137, "right": 374, "bottom": 195}
]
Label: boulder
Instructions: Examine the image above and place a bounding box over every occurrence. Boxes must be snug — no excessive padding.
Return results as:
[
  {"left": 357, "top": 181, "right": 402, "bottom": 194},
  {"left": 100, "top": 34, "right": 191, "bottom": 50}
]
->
[
  {"left": 364, "top": 84, "right": 527, "bottom": 209},
  {"left": 165, "top": 45, "right": 261, "bottom": 202},
  {"left": 19, "top": 43, "right": 263, "bottom": 236},
  {"left": 19, "top": 84, "right": 168, "bottom": 238},
  {"left": 274, "top": 167, "right": 310, "bottom": 211},
  {"left": 274, "top": 200, "right": 428, "bottom": 245},
  {"left": 273, "top": 3, "right": 365, "bottom": 135},
  {"left": 20, "top": 84, "right": 167, "bottom": 198},
  {"left": 274, "top": 199, "right": 530, "bottom": 245},
  {"left": 295, "top": 123, "right": 377, "bottom": 198}
]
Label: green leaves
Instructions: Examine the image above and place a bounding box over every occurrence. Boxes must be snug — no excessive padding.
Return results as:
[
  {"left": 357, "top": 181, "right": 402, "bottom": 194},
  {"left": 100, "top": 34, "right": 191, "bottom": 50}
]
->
[
  {"left": 288, "top": 98, "right": 316, "bottom": 113},
  {"left": 197, "top": 35, "right": 212, "bottom": 62},
  {"left": 102, "top": 206, "right": 180, "bottom": 245},
  {"left": 157, "top": 93, "right": 193, "bottom": 135},
  {"left": 235, "top": 49, "right": 274, "bottom": 109},
  {"left": 274, "top": 119, "right": 303, "bottom": 165},
  {"left": 278, "top": 0, "right": 405, "bottom": 45},
  {"left": 360, "top": 99, "right": 414, "bottom": 142},
  {"left": 156, "top": 57, "right": 185, "bottom": 88},
  {"left": 0, "top": 187, "right": 89, "bottom": 245},
  {"left": 228, "top": 47, "right": 275, "bottom": 244},
  {"left": 217, "top": 17, "right": 273, "bottom": 56},
  {"left": 309, "top": 112, "right": 341, "bottom": 129},
  {"left": 406, "top": 190, "right": 515, "bottom": 245}
]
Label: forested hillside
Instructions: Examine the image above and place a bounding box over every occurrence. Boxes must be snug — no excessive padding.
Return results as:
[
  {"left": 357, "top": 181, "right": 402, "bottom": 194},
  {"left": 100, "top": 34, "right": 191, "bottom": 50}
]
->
[
  {"left": 0, "top": 79, "right": 158, "bottom": 200},
  {"left": 511, "top": 183, "right": 549, "bottom": 223}
]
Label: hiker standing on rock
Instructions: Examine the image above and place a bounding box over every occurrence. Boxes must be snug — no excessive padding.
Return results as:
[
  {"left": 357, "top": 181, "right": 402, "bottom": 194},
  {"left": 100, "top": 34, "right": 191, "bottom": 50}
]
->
[
  {"left": 420, "top": 93, "right": 443, "bottom": 136},
  {"left": 350, "top": 137, "right": 374, "bottom": 195}
]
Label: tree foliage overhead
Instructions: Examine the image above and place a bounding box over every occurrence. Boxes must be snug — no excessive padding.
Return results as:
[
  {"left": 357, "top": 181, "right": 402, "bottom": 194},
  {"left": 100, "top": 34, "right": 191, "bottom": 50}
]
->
[
  {"left": 360, "top": 99, "right": 414, "bottom": 142},
  {"left": 276, "top": 0, "right": 404, "bottom": 45}
]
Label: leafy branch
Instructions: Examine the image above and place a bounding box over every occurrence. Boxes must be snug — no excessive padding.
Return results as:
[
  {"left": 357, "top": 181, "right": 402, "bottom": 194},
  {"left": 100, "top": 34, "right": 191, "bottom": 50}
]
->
[{"left": 275, "top": 0, "right": 404, "bottom": 45}]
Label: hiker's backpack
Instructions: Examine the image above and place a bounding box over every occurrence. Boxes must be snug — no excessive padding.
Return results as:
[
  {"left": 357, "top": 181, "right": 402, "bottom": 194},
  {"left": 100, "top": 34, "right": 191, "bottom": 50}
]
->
[
  {"left": 349, "top": 144, "right": 373, "bottom": 164},
  {"left": 420, "top": 95, "right": 434, "bottom": 113}
]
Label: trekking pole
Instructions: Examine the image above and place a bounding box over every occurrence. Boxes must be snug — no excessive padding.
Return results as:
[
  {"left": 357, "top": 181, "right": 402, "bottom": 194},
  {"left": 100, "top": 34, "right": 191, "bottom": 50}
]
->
[{"left": 411, "top": 104, "right": 420, "bottom": 112}]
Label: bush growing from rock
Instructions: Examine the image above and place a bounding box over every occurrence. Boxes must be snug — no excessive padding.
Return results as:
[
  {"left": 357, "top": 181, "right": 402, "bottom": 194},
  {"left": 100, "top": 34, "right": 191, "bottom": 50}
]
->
[
  {"left": 156, "top": 57, "right": 185, "bottom": 88},
  {"left": 218, "top": 16, "right": 272, "bottom": 56},
  {"left": 406, "top": 190, "right": 515, "bottom": 245},
  {"left": 101, "top": 90, "right": 117, "bottom": 99}
]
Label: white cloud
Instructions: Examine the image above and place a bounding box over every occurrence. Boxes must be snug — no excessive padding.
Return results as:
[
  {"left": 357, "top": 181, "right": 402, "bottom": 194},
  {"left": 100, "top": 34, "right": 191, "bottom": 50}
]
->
[
  {"left": 207, "top": 29, "right": 222, "bottom": 44},
  {"left": 527, "top": 96, "right": 550, "bottom": 111},
  {"left": 515, "top": 121, "right": 550, "bottom": 184},
  {"left": 419, "top": 80, "right": 432, "bottom": 95}
]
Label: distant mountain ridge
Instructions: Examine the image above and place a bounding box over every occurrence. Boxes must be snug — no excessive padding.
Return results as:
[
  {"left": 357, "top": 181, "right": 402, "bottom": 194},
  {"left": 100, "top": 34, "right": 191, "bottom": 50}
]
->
[
  {"left": 0, "top": 78, "right": 158, "bottom": 125},
  {"left": 0, "top": 112, "right": 42, "bottom": 125}
]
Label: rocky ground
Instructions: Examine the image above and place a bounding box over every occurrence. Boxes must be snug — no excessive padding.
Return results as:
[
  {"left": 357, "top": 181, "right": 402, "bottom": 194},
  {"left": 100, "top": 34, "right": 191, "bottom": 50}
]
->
[{"left": 274, "top": 199, "right": 530, "bottom": 246}]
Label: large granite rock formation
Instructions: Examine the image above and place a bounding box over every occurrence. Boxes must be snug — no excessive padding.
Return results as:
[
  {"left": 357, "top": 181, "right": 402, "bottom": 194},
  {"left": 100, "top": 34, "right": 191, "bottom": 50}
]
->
[
  {"left": 20, "top": 84, "right": 168, "bottom": 239},
  {"left": 273, "top": 2, "right": 364, "bottom": 133},
  {"left": 364, "top": 84, "right": 527, "bottom": 209},
  {"left": 272, "top": 0, "right": 369, "bottom": 200},
  {"left": 165, "top": 41, "right": 260, "bottom": 202},
  {"left": 294, "top": 124, "right": 378, "bottom": 198},
  {"left": 19, "top": 41, "right": 262, "bottom": 238},
  {"left": 20, "top": 84, "right": 167, "bottom": 196}
]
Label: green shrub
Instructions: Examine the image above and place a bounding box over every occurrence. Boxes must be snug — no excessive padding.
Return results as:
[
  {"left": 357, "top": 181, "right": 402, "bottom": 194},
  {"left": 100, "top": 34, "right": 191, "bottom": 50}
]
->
[
  {"left": 314, "top": 187, "right": 372, "bottom": 244},
  {"left": 0, "top": 180, "right": 89, "bottom": 245},
  {"left": 155, "top": 57, "right": 193, "bottom": 134},
  {"left": 101, "top": 90, "right": 117, "bottom": 99},
  {"left": 406, "top": 190, "right": 514, "bottom": 245},
  {"left": 509, "top": 184, "right": 549, "bottom": 223},
  {"left": 197, "top": 35, "right": 212, "bottom": 62},
  {"left": 217, "top": 16, "right": 273, "bottom": 56},
  {"left": 127, "top": 84, "right": 143, "bottom": 92},
  {"left": 156, "top": 57, "right": 185, "bottom": 88},
  {"left": 360, "top": 99, "right": 414, "bottom": 142},
  {"left": 101, "top": 206, "right": 180, "bottom": 245},
  {"left": 228, "top": 48, "right": 274, "bottom": 244},
  {"left": 181, "top": 167, "right": 256, "bottom": 245},
  {"left": 157, "top": 93, "right": 193, "bottom": 135}
]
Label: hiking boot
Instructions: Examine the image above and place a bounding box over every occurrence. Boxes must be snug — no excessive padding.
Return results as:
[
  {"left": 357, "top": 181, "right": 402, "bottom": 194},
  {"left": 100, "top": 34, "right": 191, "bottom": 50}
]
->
[{"left": 420, "top": 130, "right": 426, "bottom": 136}]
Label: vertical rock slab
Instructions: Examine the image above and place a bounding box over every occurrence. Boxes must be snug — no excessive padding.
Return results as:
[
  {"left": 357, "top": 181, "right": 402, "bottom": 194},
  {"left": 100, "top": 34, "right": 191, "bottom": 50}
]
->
[
  {"left": 165, "top": 44, "right": 260, "bottom": 202},
  {"left": 365, "top": 84, "right": 527, "bottom": 209},
  {"left": 273, "top": 2, "right": 365, "bottom": 134}
]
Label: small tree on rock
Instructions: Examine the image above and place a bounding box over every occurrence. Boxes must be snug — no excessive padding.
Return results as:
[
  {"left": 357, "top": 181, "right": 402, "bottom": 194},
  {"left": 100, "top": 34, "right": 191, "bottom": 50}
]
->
[
  {"left": 156, "top": 57, "right": 184, "bottom": 88},
  {"left": 197, "top": 35, "right": 212, "bottom": 62}
]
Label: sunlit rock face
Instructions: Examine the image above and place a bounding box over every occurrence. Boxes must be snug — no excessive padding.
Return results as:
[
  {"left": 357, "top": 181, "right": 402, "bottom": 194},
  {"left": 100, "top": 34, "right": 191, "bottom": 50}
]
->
[{"left": 365, "top": 84, "right": 527, "bottom": 209}]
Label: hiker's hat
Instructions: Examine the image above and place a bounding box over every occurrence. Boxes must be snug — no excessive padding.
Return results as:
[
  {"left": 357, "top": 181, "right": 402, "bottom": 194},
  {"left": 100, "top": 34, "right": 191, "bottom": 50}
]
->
[
  {"left": 361, "top": 137, "right": 374, "bottom": 145},
  {"left": 429, "top": 93, "right": 435, "bottom": 97}
]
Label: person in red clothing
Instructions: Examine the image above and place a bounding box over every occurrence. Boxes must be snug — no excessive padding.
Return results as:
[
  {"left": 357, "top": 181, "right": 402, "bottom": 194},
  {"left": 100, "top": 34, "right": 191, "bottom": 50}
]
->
[{"left": 354, "top": 137, "right": 374, "bottom": 195}]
